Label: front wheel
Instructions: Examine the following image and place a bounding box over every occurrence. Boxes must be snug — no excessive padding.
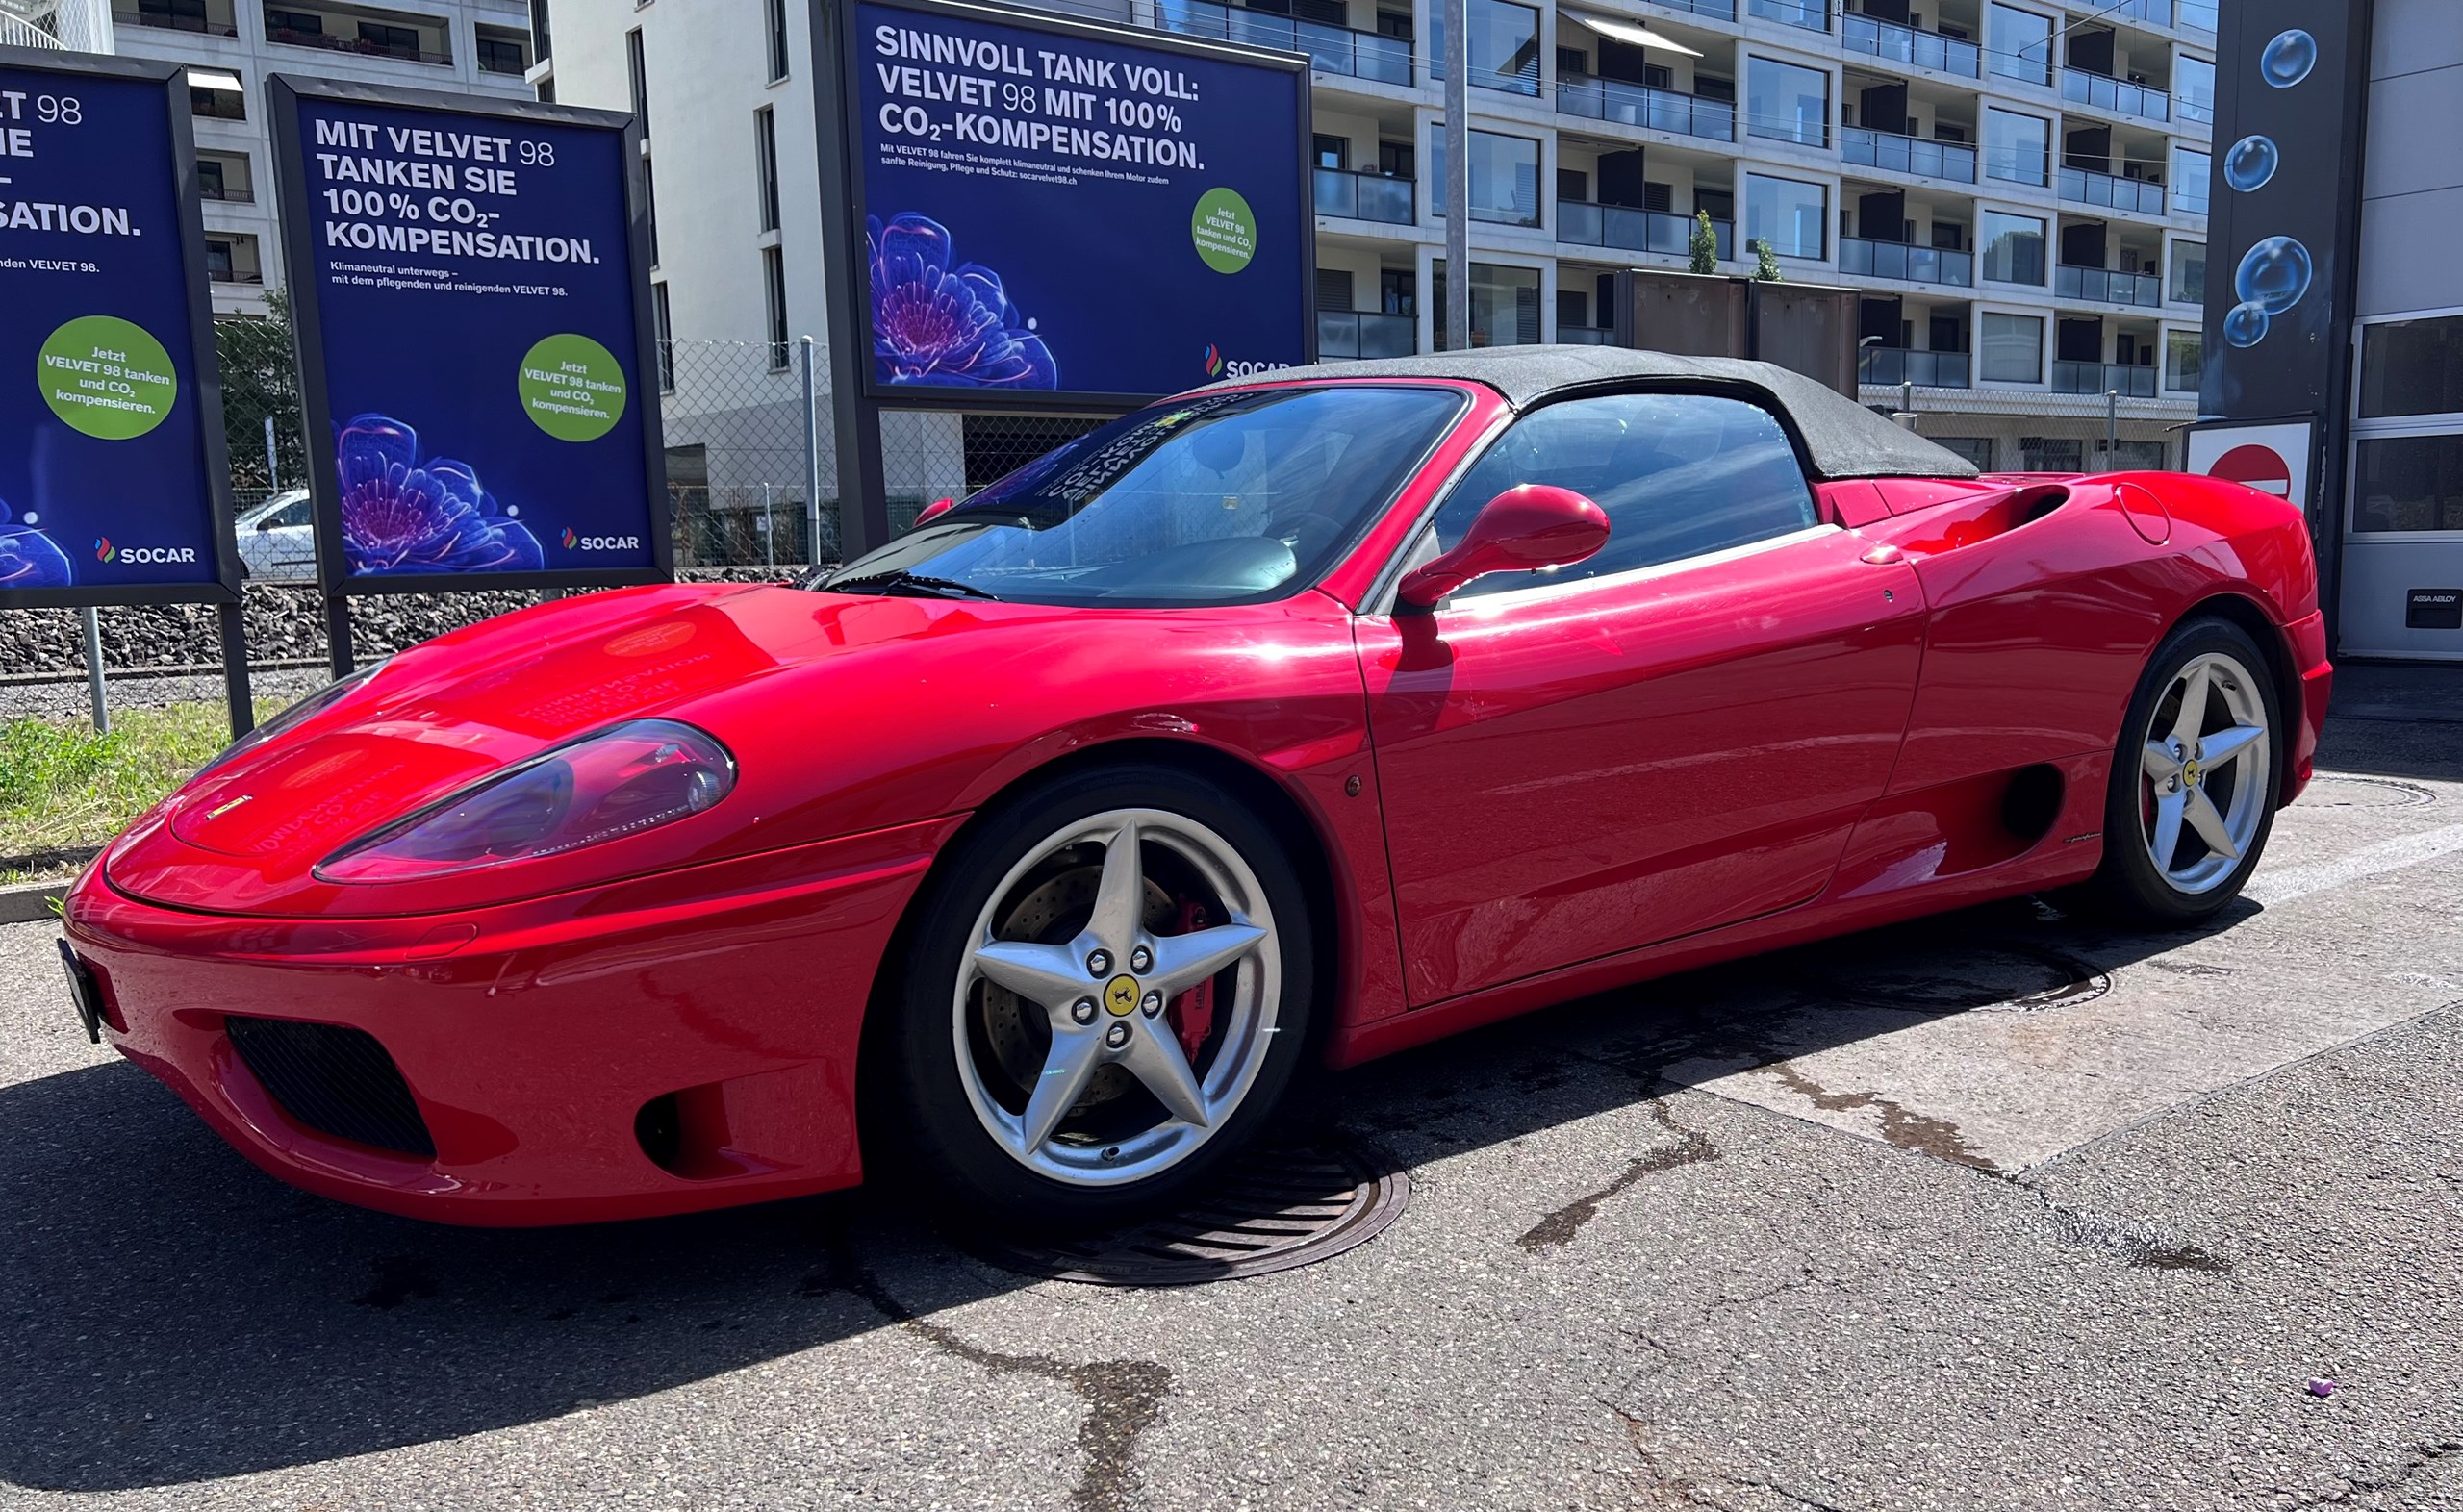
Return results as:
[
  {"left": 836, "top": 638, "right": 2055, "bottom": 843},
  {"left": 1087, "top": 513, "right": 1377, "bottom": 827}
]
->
[
  {"left": 879, "top": 764, "right": 1314, "bottom": 1228},
  {"left": 2080, "top": 616, "right": 2282, "bottom": 924}
]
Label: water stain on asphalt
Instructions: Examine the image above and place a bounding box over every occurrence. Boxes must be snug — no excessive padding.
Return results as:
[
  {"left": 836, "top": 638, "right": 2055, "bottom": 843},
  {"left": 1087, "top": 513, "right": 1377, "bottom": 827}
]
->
[
  {"left": 353, "top": 1255, "right": 438, "bottom": 1310},
  {"left": 1519, "top": 1100, "right": 1716, "bottom": 1253},
  {"left": 1757, "top": 1060, "right": 1996, "bottom": 1171},
  {"left": 803, "top": 1250, "right": 1173, "bottom": 1512}
]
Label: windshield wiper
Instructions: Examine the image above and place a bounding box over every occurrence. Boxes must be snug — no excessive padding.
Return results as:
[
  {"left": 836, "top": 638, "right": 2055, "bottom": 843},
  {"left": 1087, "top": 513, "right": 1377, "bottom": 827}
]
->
[{"left": 824, "top": 568, "right": 1003, "bottom": 601}]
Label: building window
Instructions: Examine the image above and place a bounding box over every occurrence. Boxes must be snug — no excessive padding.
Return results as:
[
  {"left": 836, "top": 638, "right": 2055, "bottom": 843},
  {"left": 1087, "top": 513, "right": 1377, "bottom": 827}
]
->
[
  {"left": 1932, "top": 438, "right": 1995, "bottom": 469},
  {"left": 2175, "top": 55, "right": 2215, "bottom": 127},
  {"left": 654, "top": 282, "right": 674, "bottom": 391},
  {"left": 626, "top": 27, "right": 650, "bottom": 139},
  {"left": 1984, "top": 108, "right": 2048, "bottom": 187},
  {"left": 196, "top": 157, "right": 227, "bottom": 200},
  {"left": 1433, "top": 260, "right": 1540, "bottom": 349},
  {"left": 187, "top": 69, "right": 246, "bottom": 120},
  {"left": 477, "top": 33, "right": 527, "bottom": 75},
  {"left": 643, "top": 153, "right": 660, "bottom": 266},
  {"left": 2172, "top": 147, "right": 2210, "bottom": 215},
  {"left": 2359, "top": 315, "right": 2463, "bottom": 419},
  {"left": 2164, "top": 330, "right": 2201, "bottom": 393},
  {"left": 266, "top": 9, "right": 322, "bottom": 41},
  {"left": 1744, "top": 173, "right": 1825, "bottom": 262},
  {"left": 1980, "top": 211, "right": 2045, "bottom": 285},
  {"left": 2019, "top": 436, "right": 2083, "bottom": 471},
  {"left": 2352, "top": 435, "right": 2463, "bottom": 533},
  {"left": 1431, "top": 128, "right": 1541, "bottom": 228},
  {"left": 763, "top": 245, "right": 789, "bottom": 370},
  {"left": 1430, "top": 0, "right": 1540, "bottom": 96},
  {"left": 754, "top": 107, "right": 780, "bottom": 233},
  {"left": 1381, "top": 267, "right": 1416, "bottom": 315},
  {"left": 1987, "top": 4, "right": 2052, "bottom": 87},
  {"left": 2169, "top": 241, "right": 2205, "bottom": 306},
  {"left": 1980, "top": 313, "right": 2043, "bottom": 383},
  {"left": 357, "top": 21, "right": 420, "bottom": 61},
  {"left": 1745, "top": 55, "right": 1828, "bottom": 149},
  {"left": 765, "top": 0, "right": 791, "bottom": 82}
]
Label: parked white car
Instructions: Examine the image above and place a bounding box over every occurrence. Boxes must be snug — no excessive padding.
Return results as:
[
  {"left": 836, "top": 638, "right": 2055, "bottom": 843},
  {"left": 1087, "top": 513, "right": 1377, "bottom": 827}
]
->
[{"left": 235, "top": 491, "right": 317, "bottom": 582}]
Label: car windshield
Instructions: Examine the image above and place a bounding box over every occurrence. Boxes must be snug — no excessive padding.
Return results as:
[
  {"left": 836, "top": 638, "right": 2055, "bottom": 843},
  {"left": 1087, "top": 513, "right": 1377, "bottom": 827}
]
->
[{"left": 811, "top": 385, "right": 1464, "bottom": 607}]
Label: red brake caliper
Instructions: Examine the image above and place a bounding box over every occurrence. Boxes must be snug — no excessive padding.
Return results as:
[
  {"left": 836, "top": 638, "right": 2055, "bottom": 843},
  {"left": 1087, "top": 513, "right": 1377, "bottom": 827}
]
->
[{"left": 1166, "top": 898, "right": 1214, "bottom": 1062}]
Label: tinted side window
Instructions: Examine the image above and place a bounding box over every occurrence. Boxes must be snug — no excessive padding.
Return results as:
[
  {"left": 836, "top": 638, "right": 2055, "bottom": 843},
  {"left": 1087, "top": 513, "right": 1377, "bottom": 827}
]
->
[
  {"left": 1429, "top": 391, "right": 1818, "bottom": 598},
  {"left": 273, "top": 498, "right": 313, "bottom": 528}
]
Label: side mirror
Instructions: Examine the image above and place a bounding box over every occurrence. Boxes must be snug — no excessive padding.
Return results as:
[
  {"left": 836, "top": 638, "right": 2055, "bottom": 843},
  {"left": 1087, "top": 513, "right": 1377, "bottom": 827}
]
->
[
  {"left": 1396, "top": 484, "right": 1610, "bottom": 609},
  {"left": 913, "top": 496, "right": 957, "bottom": 527}
]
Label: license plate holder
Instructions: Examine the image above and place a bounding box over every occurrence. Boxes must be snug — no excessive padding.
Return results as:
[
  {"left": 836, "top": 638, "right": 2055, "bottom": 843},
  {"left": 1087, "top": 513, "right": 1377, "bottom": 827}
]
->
[{"left": 57, "top": 939, "right": 103, "bottom": 1045}]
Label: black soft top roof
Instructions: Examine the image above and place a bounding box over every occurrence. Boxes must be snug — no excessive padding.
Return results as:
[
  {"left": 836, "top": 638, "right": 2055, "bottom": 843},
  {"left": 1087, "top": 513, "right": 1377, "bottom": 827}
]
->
[{"left": 1198, "top": 344, "right": 1980, "bottom": 482}]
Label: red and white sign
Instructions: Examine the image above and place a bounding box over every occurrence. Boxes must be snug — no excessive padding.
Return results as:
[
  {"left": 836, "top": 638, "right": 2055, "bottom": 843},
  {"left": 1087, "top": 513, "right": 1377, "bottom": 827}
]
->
[{"left": 2186, "top": 421, "right": 2314, "bottom": 514}]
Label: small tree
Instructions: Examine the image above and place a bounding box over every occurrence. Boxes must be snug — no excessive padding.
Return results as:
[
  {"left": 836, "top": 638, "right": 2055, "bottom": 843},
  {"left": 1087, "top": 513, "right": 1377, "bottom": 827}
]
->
[
  {"left": 1751, "top": 239, "right": 1785, "bottom": 282},
  {"left": 1689, "top": 209, "right": 1719, "bottom": 274}
]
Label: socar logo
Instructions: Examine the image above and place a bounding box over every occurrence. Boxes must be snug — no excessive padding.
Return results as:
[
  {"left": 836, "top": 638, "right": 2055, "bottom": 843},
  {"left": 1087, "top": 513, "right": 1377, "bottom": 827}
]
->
[
  {"left": 561, "top": 527, "right": 579, "bottom": 548},
  {"left": 93, "top": 537, "right": 114, "bottom": 563},
  {"left": 1203, "top": 344, "right": 1224, "bottom": 378}
]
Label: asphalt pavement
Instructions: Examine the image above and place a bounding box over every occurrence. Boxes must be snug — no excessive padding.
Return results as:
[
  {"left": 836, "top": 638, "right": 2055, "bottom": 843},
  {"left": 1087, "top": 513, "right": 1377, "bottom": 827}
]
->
[{"left": 2, "top": 671, "right": 2460, "bottom": 1511}]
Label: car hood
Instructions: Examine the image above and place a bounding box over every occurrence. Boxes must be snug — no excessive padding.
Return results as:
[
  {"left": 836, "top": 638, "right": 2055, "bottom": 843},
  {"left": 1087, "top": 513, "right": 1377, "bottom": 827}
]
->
[{"left": 106, "top": 582, "right": 1365, "bottom": 917}]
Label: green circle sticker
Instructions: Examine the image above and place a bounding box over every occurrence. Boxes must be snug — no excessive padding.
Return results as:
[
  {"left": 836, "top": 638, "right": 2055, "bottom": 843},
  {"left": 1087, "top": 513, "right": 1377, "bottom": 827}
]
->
[
  {"left": 518, "top": 334, "right": 628, "bottom": 442},
  {"left": 1191, "top": 188, "right": 1257, "bottom": 274},
  {"left": 38, "top": 316, "right": 178, "bottom": 441}
]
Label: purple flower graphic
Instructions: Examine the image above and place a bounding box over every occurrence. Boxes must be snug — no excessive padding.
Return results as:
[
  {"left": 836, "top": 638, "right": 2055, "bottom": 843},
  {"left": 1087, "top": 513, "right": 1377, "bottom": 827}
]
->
[
  {"left": 336, "top": 414, "right": 544, "bottom": 576},
  {"left": 0, "top": 496, "right": 72, "bottom": 590},
  {"left": 869, "top": 213, "right": 1058, "bottom": 390}
]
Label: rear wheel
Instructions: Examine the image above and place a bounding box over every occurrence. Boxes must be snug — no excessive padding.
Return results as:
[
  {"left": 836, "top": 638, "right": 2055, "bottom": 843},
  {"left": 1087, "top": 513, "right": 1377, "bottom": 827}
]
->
[
  {"left": 2081, "top": 617, "right": 2281, "bottom": 923},
  {"left": 880, "top": 765, "right": 1313, "bottom": 1227}
]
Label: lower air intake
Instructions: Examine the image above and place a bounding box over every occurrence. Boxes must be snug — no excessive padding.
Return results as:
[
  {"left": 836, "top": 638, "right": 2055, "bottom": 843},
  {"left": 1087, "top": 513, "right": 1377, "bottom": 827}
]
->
[{"left": 225, "top": 1016, "right": 436, "bottom": 1159}]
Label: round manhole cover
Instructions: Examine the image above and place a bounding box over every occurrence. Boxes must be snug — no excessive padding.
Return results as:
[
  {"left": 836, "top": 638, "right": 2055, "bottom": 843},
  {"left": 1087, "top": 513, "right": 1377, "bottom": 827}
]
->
[
  {"left": 972, "top": 1139, "right": 1409, "bottom": 1287},
  {"left": 1794, "top": 942, "right": 2112, "bottom": 1014},
  {"left": 2302, "top": 775, "right": 2436, "bottom": 809}
]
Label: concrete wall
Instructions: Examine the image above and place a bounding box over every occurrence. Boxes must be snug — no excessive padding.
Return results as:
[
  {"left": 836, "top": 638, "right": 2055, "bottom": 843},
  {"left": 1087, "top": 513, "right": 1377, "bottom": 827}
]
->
[{"left": 2355, "top": 0, "right": 2463, "bottom": 317}]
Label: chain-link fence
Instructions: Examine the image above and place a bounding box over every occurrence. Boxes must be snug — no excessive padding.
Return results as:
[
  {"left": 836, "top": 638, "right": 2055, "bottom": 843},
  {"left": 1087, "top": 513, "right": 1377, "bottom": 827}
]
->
[
  {"left": 660, "top": 337, "right": 1106, "bottom": 569},
  {"left": 215, "top": 307, "right": 311, "bottom": 520},
  {"left": 1860, "top": 381, "right": 2193, "bottom": 474}
]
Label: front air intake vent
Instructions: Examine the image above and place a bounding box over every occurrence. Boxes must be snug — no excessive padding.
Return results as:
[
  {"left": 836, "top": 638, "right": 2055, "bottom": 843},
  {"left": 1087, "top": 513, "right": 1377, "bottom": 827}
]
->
[{"left": 225, "top": 1016, "right": 436, "bottom": 1159}]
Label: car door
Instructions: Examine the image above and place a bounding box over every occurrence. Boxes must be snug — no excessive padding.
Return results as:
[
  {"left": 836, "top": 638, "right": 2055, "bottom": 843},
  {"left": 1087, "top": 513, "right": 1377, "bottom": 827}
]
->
[{"left": 1355, "top": 389, "right": 1927, "bottom": 1006}]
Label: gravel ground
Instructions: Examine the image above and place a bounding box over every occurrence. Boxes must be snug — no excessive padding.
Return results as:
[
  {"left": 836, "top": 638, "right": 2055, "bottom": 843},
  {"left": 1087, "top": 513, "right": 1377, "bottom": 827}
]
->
[{"left": 0, "top": 692, "right": 2457, "bottom": 1511}]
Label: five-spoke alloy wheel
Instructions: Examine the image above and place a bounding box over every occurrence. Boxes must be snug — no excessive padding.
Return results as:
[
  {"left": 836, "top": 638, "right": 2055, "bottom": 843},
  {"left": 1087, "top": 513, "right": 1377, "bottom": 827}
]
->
[
  {"left": 2087, "top": 616, "right": 2283, "bottom": 922},
  {"left": 880, "top": 765, "right": 1314, "bottom": 1226}
]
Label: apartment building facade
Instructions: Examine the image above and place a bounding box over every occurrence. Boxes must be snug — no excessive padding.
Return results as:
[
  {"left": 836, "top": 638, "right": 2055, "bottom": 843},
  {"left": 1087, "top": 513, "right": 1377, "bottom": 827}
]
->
[
  {"left": 539, "top": 0, "right": 2219, "bottom": 490},
  {"left": 103, "top": 0, "right": 535, "bottom": 313}
]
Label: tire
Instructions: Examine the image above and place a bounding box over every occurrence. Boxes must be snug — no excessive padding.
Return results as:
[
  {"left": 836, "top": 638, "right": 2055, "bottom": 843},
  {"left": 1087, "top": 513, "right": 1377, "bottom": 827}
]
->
[
  {"left": 2079, "top": 615, "right": 2282, "bottom": 924},
  {"left": 876, "top": 762, "right": 1316, "bottom": 1229}
]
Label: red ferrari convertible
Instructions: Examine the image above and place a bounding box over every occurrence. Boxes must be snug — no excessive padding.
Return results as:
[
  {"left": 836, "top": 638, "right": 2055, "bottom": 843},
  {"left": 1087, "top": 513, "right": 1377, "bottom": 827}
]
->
[{"left": 61, "top": 348, "right": 2330, "bottom": 1227}]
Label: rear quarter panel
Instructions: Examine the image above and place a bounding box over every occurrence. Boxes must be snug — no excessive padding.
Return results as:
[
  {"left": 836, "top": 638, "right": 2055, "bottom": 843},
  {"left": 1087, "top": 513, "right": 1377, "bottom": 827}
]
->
[{"left": 1870, "top": 473, "right": 2315, "bottom": 794}]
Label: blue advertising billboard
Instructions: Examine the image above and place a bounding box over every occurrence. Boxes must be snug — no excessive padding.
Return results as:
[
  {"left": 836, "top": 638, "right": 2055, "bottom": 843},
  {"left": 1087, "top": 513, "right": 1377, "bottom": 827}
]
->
[
  {"left": 0, "top": 49, "right": 237, "bottom": 609},
  {"left": 268, "top": 77, "right": 667, "bottom": 594},
  {"left": 847, "top": 0, "right": 1312, "bottom": 406}
]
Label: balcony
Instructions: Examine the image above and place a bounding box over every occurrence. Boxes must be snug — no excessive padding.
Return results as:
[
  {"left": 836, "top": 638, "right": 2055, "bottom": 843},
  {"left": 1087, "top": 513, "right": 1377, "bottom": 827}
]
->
[
  {"left": 2057, "top": 165, "right": 2167, "bottom": 217},
  {"left": 1160, "top": 0, "right": 1412, "bottom": 86},
  {"left": 2103, "top": 0, "right": 2169, "bottom": 22},
  {"left": 1747, "top": 0, "right": 1827, "bottom": 32},
  {"left": 2055, "top": 264, "right": 2161, "bottom": 308},
  {"left": 1318, "top": 310, "right": 1417, "bottom": 360},
  {"left": 1558, "top": 74, "right": 1735, "bottom": 141},
  {"left": 1560, "top": 200, "right": 1732, "bottom": 260},
  {"left": 1639, "top": 0, "right": 1734, "bottom": 17},
  {"left": 266, "top": 5, "right": 454, "bottom": 65},
  {"left": 1315, "top": 168, "right": 1415, "bottom": 225},
  {"left": 1841, "top": 125, "right": 1977, "bottom": 184},
  {"left": 1841, "top": 13, "right": 1978, "bottom": 78},
  {"left": 2175, "top": 0, "right": 2218, "bottom": 31},
  {"left": 1840, "top": 236, "right": 1973, "bottom": 288},
  {"left": 2060, "top": 68, "right": 2171, "bottom": 124},
  {"left": 1859, "top": 347, "right": 1970, "bottom": 388},
  {"left": 2052, "top": 360, "right": 2158, "bottom": 397},
  {"left": 115, "top": 0, "right": 236, "bottom": 37}
]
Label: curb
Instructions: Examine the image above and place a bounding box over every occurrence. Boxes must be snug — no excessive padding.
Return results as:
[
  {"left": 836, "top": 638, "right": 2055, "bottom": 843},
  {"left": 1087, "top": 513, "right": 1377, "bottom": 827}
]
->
[{"left": 0, "top": 879, "right": 67, "bottom": 926}]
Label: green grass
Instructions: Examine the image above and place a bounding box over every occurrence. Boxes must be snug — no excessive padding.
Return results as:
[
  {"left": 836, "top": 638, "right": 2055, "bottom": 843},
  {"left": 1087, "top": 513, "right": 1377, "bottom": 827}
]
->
[{"left": 0, "top": 700, "right": 290, "bottom": 872}]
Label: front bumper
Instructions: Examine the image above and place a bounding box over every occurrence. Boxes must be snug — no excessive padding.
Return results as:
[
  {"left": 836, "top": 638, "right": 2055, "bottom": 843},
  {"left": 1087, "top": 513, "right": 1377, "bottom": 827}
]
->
[
  {"left": 62, "top": 818, "right": 958, "bottom": 1226},
  {"left": 2283, "top": 609, "right": 2331, "bottom": 804}
]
